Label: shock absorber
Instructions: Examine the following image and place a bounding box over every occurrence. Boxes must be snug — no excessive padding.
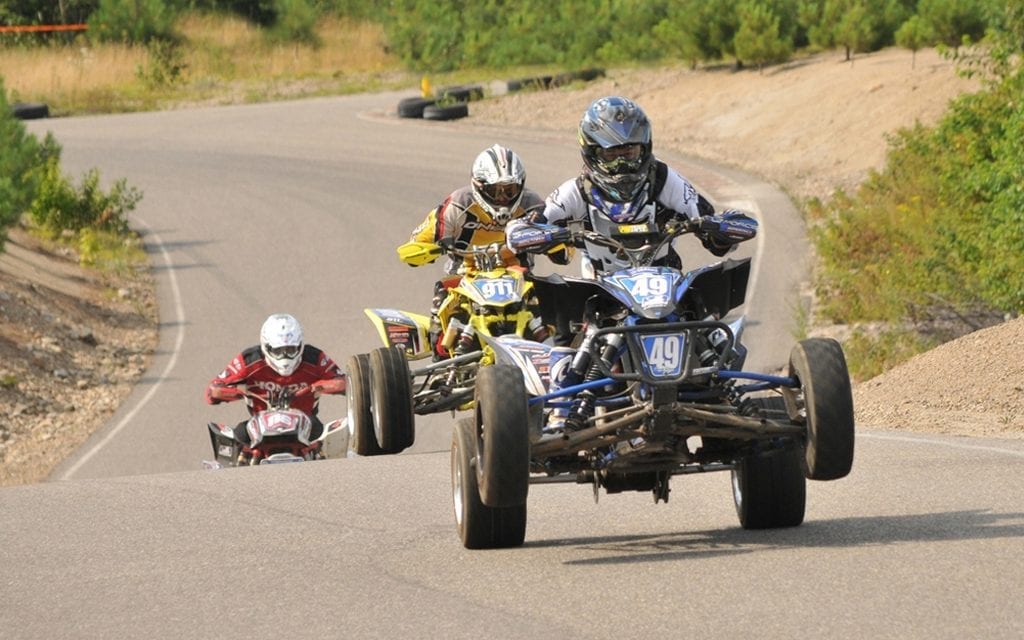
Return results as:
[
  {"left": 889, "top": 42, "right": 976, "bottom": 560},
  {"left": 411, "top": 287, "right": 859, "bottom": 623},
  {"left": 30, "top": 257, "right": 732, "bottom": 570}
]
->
[
  {"left": 453, "top": 324, "right": 477, "bottom": 356},
  {"left": 442, "top": 322, "right": 477, "bottom": 390},
  {"left": 565, "top": 334, "right": 623, "bottom": 430}
]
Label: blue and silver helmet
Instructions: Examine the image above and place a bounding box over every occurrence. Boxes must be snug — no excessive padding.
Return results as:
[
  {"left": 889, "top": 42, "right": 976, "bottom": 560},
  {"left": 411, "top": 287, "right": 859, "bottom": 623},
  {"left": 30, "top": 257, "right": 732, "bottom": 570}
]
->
[{"left": 578, "top": 96, "right": 653, "bottom": 202}]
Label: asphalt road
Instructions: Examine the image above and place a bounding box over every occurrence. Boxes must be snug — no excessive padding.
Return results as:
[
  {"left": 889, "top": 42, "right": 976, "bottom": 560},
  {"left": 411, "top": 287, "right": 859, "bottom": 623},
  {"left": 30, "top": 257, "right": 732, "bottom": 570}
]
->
[{"left": 4, "top": 91, "right": 1022, "bottom": 639}]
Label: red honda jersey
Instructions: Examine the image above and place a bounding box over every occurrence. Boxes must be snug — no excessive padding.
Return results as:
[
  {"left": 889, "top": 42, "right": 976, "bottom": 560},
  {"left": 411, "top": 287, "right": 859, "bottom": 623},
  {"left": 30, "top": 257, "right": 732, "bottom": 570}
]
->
[{"left": 205, "top": 344, "right": 345, "bottom": 416}]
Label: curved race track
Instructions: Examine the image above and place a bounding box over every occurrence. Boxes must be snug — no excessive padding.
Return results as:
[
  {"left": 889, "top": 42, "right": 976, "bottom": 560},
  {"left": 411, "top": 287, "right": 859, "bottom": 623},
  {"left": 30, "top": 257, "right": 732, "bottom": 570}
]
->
[{"left": 2, "top": 92, "right": 1021, "bottom": 640}]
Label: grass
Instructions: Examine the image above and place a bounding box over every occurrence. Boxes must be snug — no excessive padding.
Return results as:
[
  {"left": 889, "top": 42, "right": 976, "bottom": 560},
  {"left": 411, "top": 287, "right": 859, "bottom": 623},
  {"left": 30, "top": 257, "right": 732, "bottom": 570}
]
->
[
  {"left": 0, "top": 14, "right": 418, "bottom": 114},
  {"left": 0, "top": 12, "right": 576, "bottom": 115}
]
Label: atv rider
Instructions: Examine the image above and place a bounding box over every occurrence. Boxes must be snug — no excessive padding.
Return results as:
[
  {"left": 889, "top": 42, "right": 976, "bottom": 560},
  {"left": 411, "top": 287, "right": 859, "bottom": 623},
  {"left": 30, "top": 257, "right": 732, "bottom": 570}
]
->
[
  {"left": 400, "top": 143, "right": 569, "bottom": 358},
  {"left": 507, "top": 95, "right": 750, "bottom": 272},
  {"left": 205, "top": 313, "right": 347, "bottom": 447},
  {"left": 506, "top": 96, "right": 755, "bottom": 341}
]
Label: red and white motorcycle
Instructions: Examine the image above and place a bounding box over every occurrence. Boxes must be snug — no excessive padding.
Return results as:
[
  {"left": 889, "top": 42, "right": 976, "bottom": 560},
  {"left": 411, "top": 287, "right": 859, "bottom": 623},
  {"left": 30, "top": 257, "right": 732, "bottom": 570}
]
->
[{"left": 204, "top": 385, "right": 349, "bottom": 468}]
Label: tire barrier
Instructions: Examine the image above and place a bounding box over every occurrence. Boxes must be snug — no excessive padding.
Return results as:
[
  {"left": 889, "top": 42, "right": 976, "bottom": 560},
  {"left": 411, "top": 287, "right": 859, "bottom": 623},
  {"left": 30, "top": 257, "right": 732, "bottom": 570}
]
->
[
  {"left": 11, "top": 102, "right": 50, "bottom": 120},
  {"left": 506, "top": 68, "right": 605, "bottom": 93},
  {"left": 396, "top": 96, "right": 436, "bottom": 118},
  {"left": 394, "top": 69, "right": 603, "bottom": 120},
  {"left": 423, "top": 102, "right": 469, "bottom": 121},
  {"left": 438, "top": 84, "right": 484, "bottom": 102}
]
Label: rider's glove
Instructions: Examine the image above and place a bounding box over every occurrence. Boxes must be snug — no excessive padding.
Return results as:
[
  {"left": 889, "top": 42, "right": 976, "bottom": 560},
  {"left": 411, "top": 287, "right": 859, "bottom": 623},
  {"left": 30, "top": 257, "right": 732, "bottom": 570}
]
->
[
  {"left": 697, "top": 210, "right": 758, "bottom": 256},
  {"left": 311, "top": 377, "right": 346, "bottom": 397},
  {"left": 507, "top": 224, "right": 570, "bottom": 253},
  {"left": 208, "top": 384, "right": 245, "bottom": 404}
]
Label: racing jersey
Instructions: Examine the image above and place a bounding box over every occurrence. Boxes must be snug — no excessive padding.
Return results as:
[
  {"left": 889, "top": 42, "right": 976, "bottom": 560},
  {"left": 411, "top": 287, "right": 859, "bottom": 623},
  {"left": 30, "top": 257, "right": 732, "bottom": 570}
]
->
[
  {"left": 407, "top": 185, "right": 546, "bottom": 273},
  {"left": 205, "top": 345, "right": 345, "bottom": 416},
  {"left": 508, "top": 160, "right": 720, "bottom": 276}
]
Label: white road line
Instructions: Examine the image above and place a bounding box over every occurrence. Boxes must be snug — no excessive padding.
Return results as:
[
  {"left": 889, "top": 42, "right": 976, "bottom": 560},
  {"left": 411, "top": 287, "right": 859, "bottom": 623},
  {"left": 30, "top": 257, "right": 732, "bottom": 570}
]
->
[
  {"left": 860, "top": 431, "right": 1024, "bottom": 458},
  {"left": 59, "top": 220, "right": 185, "bottom": 480}
]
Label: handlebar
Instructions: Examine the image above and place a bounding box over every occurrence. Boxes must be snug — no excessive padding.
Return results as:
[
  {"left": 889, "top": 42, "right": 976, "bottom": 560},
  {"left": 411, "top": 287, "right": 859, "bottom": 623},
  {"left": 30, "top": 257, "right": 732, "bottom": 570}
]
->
[
  {"left": 509, "top": 211, "right": 757, "bottom": 268},
  {"left": 223, "top": 384, "right": 312, "bottom": 410},
  {"left": 438, "top": 240, "right": 510, "bottom": 272}
]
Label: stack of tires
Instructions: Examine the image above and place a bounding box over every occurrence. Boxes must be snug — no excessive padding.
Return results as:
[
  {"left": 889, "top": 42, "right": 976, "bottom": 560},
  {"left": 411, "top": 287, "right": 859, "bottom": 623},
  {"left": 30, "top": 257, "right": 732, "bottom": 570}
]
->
[{"left": 396, "top": 83, "right": 484, "bottom": 122}]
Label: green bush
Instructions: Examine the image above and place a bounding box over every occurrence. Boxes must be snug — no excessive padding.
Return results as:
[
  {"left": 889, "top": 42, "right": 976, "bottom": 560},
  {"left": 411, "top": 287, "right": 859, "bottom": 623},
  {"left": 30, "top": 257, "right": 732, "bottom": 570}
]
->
[
  {"left": 267, "top": 0, "right": 320, "bottom": 44},
  {"left": 0, "top": 78, "right": 46, "bottom": 250},
  {"left": 809, "top": 6, "right": 1024, "bottom": 375},
  {"left": 88, "top": 0, "right": 178, "bottom": 44},
  {"left": 29, "top": 159, "right": 143, "bottom": 237}
]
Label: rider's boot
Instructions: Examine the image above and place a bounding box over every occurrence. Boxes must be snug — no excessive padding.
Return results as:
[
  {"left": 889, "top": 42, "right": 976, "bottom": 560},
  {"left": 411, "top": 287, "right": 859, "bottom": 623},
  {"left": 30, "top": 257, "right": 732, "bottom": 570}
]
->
[
  {"left": 429, "top": 281, "right": 447, "bottom": 360},
  {"left": 527, "top": 316, "right": 553, "bottom": 345}
]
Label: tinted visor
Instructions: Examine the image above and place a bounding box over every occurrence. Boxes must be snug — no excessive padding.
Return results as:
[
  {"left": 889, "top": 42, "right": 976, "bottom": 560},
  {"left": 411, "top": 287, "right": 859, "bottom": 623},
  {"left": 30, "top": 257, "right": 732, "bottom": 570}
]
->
[
  {"left": 480, "top": 181, "right": 523, "bottom": 206},
  {"left": 595, "top": 143, "right": 644, "bottom": 175},
  {"left": 267, "top": 345, "right": 300, "bottom": 359}
]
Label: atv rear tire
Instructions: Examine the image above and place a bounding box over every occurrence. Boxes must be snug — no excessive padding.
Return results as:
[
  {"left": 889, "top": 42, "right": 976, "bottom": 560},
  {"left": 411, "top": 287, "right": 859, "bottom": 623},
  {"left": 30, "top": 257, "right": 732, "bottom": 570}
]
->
[
  {"left": 788, "top": 338, "right": 855, "bottom": 480},
  {"left": 452, "top": 418, "right": 526, "bottom": 549},
  {"left": 347, "top": 353, "right": 384, "bottom": 456},
  {"left": 475, "top": 365, "right": 530, "bottom": 508},
  {"left": 369, "top": 346, "right": 415, "bottom": 454}
]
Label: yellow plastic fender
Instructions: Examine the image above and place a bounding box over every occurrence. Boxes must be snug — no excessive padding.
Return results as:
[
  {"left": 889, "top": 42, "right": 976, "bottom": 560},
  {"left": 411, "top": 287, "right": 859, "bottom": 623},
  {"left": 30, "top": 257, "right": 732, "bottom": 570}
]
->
[
  {"left": 363, "top": 308, "right": 433, "bottom": 359},
  {"left": 397, "top": 240, "right": 443, "bottom": 267}
]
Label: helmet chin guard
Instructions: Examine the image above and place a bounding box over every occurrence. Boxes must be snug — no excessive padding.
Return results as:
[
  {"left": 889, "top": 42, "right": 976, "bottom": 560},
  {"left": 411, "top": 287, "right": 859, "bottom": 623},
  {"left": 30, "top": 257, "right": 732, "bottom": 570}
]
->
[{"left": 492, "top": 206, "right": 513, "bottom": 225}]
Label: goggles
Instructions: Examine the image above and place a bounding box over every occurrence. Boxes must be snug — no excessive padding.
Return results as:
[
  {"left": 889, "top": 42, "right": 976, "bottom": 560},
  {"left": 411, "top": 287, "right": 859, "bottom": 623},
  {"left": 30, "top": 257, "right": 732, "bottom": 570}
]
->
[
  {"left": 480, "top": 181, "right": 522, "bottom": 205},
  {"left": 595, "top": 144, "right": 644, "bottom": 174},
  {"left": 267, "top": 345, "right": 300, "bottom": 359}
]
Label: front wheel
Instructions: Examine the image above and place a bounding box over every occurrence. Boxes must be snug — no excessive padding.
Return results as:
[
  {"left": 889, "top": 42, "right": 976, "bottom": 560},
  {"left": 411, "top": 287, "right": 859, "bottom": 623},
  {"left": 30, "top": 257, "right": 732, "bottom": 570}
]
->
[
  {"left": 452, "top": 418, "right": 526, "bottom": 549},
  {"left": 369, "top": 346, "right": 415, "bottom": 454},
  {"left": 788, "top": 338, "right": 855, "bottom": 480},
  {"left": 731, "top": 397, "right": 806, "bottom": 528},
  {"left": 475, "top": 365, "right": 530, "bottom": 508},
  {"left": 732, "top": 447, "right": 806, "bottom": 529},
  {"left": 347, "top": 353, "right": 383, "bottom": 456}
]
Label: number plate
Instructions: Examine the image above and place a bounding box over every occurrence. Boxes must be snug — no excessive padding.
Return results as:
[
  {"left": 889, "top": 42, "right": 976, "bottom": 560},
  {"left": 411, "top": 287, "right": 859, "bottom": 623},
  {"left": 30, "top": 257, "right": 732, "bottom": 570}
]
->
[
  {"left": 470, "top": 277, "right": 519, "bottom": 303},
  {"left": 640, "top": 334, "right": 686, "bottom": 377}
]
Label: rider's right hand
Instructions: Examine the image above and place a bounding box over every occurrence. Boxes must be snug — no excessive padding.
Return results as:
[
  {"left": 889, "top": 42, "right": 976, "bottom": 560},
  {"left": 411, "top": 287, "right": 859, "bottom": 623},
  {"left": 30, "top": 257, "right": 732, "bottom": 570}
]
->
[{"left": 208, "top": 384, "right": 246, "bottom": 404}]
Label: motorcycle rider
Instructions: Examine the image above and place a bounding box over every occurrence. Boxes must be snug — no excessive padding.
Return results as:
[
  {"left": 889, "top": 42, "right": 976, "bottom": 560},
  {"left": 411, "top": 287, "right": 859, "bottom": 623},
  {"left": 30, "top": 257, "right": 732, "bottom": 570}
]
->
[
  {"left": 401, "top": 143, "right": 569, "bottom": 358},
  {"left": 205, "top": 313, "right": 347, "bottom": 449}
]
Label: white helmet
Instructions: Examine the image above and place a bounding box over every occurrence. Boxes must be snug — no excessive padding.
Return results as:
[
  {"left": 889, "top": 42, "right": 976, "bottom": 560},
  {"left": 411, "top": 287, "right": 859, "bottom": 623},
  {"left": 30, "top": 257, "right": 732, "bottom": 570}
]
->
[
  {"left": 471, "top": 144, "right": 526, "bottom": 225},
  {"left": 260, "top": 313, "right": 304, "bottom": 376}
]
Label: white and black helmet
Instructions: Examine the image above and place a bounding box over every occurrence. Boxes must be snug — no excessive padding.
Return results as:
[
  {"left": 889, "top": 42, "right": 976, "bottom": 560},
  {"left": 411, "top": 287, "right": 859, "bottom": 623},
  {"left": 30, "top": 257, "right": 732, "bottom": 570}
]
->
[
  {"left": 578, "top": 96, "right": 653, "bottom": 202},
  {"left": 260, "top": 313, "right": 304, "bottom": 376},
  {"left": 471, "top": 144, "right": 526, "bottom": 225}
]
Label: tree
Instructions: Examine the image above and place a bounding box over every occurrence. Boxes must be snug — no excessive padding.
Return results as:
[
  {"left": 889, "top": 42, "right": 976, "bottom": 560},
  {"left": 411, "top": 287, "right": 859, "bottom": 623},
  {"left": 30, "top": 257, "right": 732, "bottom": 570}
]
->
[
  {"left": 653, "top": 0, "right": 723, "bottom": 68},
  {"left": 917, "top": 0, "right": 987, "bottom": 56},
  {"left": 0, "top": 77, "right": 45, "bottom": 251},
  {"left": 895, "top": 15, "right": 934, "bottom": 68},
  {"left": 834, "top": 0, "right": 874, "bottom": 62},
  {"left": 87, "top": 0, "right": 177, "bottom": 44},
  {"left": 734, "top": 1, "right": 793, "bottom": 72}
]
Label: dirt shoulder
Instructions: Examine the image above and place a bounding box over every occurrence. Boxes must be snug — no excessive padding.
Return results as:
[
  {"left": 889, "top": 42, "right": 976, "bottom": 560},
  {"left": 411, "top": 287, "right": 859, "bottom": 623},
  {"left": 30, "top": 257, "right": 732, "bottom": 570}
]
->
[
  {"left": 0, "top": 46, "right": 1016, "bottom": 487},
  {"left": 0, "top": 225, "right": 157, "bottom": 486}
]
